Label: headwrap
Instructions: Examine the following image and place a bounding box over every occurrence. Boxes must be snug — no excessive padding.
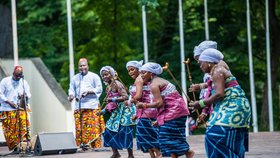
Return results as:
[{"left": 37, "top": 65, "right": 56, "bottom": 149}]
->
[
  {"left": 14, "top": 65, "right": 23, "bottom": 72},
  {"left": 140, "top": 62, "right": 163, "bottom": 75},
  {"left": 199, "top": 48, "right": 224, "bottom": 63},
  {"left": 193, "top": 40, "right": 217, "bottom": 58},
  {"left": 126, "top": 60, "right": 143, "bottom": 70},
  {"left": 100, "top": 66, "right": 115, "bottom": 77}
]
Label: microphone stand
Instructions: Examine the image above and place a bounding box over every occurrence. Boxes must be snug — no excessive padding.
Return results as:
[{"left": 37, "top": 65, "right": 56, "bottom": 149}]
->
[
  {"left": 21, "top": 76, "right": 33, "bottom": 156},
  {"left": 77, "top": 73, "right": 87, "bottom": 151},
  {"left": 17, "top": 95, "right": 23, "bottom": 155}
]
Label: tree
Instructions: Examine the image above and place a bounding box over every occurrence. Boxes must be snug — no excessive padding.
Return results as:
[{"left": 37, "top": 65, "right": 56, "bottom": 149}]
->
[{"left": 0, "top": 0, "right": 279, "bottom": 131}]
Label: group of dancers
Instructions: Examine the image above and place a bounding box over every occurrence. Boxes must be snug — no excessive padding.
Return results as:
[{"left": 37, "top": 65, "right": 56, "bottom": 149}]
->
[
  {"left": 68, "top": 40, "right": 251, "bottom": 158},
  {"left": 69, "top": 58, "right": 193, "bottom": 158},
  {"left": 0, "top": 40, "right": 251, "bottom": 158}
]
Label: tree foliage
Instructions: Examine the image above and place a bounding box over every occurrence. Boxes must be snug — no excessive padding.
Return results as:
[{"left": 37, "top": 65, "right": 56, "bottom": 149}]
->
[{"left": 1, "top": 0, "right": 279, "bottom": 131}]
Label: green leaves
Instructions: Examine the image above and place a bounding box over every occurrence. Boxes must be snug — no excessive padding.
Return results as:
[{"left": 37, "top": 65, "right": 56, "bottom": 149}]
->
[
  {"left": 2, "top": 0, "right": 279, "bottom": 130},
  {"left": 138, "top": 0, "right": 159, "bottom": 9}
]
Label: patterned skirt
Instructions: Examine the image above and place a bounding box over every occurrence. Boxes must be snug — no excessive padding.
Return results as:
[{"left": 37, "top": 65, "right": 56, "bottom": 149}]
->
[
  {"left": 103, "top": 125, "right": 134, "bottom": 149},
  {"left": 205, "top": 125, "right": 248, "bottom": 158},
  {"left": 136, "top": 118, "right": 159, "bottom": 152},
  {"left": 1, "top": 110, "right": 31, "bottom": 150},
  {"left": 74, "top": 108, "right": 105, "bottom": 148},
  {"left": 159, "top": 116, "right": 189, "bottom": 157}
]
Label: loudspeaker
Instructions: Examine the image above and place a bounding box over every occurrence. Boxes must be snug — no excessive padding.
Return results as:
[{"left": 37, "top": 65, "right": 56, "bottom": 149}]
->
[{"left": 34, "top": 132, "right": 77, "bottom": 156}]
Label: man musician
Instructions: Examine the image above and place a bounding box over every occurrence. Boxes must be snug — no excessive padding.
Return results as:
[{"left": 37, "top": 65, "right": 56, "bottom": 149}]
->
[{"left": 0, "top": 65, "right": 31, "bottom": 152}]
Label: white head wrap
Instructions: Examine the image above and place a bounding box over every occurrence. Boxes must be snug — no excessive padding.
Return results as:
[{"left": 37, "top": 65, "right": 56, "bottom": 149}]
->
[
  {"left": 100, "top": 66, "right": 115, "bottom": 77},
  {"left": 193, "top": 40, "right": 217, "bottom": 58},
  {"left": 126, "top": 60, "right": 143, "bottom": 70},
  {"left": 140, "top": 62, "right": 163, "bottom": 75},
  {"left": 199, "top": 48, "right": 224, "bottom": 63}
]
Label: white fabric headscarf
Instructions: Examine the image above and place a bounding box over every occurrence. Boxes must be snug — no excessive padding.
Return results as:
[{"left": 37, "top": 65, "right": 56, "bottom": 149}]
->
[
  {"left": 193, "top": 40, "right": 217, "bottom": 58},
  {"left": 140, "top": 62, "right": 163, "bottom": 75},
  {"left": 199, "top": 48, "right": 224, "bottom": 63},
  {"left": 126, "top": 60, "right": 143, "bottom": 70},
  {"left": 100, "top": 66, "right": 115, "bottom": 77}
]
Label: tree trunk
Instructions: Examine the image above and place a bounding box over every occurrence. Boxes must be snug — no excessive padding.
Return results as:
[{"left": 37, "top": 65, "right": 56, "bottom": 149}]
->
[
  {"left": 261, "top": 0, "right": 280, "bottom": 130},
  {"left": 0, "top": 4, "right": 13, "bottom": 58}
]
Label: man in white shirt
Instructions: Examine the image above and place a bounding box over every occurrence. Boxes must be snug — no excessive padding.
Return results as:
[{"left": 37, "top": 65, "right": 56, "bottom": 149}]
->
[
  {"left": 68, "top": 58, "right": 105, "bottom": 150},
  {"left": 0, "top": 65, "right": 31, "bottom": 151}
]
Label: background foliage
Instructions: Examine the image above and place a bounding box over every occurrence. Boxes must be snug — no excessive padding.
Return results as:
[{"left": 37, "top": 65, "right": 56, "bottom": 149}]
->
[{"left": 0, "top": 0, "right": 279, "bottom": 131}]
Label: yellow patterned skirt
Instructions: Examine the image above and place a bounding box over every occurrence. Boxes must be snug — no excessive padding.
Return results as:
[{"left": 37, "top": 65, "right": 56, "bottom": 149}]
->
[
  {"left": 74, "top": 108, "right": 105, "bottom": 148},
  {"left": 1, "top": 110, "right": 31, "bottom": 151}
]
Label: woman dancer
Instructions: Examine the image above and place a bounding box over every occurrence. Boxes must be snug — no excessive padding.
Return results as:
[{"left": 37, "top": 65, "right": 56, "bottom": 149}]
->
[
  {"left": 125, "top": 60, "right": 161, "bottom": 158},
  {"left": 189, "top": 48, "right": 251, "bottom": 158},
  {"left": 136, "top": 62, "right": 194, "bottom": 158},
  {"left": 190, "top": 41, "right": 229, "bottom": 123},
  {"left": 100, "top": 66, "right": 136, "bottom": 158}
]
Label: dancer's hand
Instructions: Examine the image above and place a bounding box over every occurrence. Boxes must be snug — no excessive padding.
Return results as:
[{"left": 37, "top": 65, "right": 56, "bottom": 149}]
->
[
  {"left": 189, "top": 101, "right": 200, "bottom": 111},
  {"left": 197, "top": 113, "right": 207, "bottom": 123},
  {"left": 124, "top": 100, "right": 129, "bottom": 106},
  {"left": 124, "top": 98, "right": 135, "bottom": 106},
  {"left": 152, "top": 121, "right": 158, "bottom": 127},
  {"left": 189, "top": 84, "right": 200, "bottom": 92},
  {"left": 136, "top": 102, "right": 146, "bottom": 109},
  {"left": 131, "top": 115, "right": 137, "bottom": 121},
  {"left": 130, "top": 98, "right": 136, "bottom": 104}
]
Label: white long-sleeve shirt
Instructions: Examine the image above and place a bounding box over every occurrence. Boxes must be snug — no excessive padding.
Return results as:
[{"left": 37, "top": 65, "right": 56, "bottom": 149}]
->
[
  {"left": 0, "top": 76, "right": 31, "bottom": 111},
  {"left": 68, "top": 71, "right": 102, "bottom": 110}
]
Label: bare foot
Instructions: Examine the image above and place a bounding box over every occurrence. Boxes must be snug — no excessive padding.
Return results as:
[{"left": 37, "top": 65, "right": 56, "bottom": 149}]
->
[
  {"left": 110, "top": 153, "right": 121, "bottom": 158},
  {"left": 153, "top": 148, "right": 162, "bottom": 158},
  {"left": 186, "top": 150, "right": 195, "bottom": 158}
]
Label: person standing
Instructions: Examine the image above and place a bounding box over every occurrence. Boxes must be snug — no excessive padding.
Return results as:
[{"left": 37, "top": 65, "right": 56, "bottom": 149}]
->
[
  {"left": 0, "top": 66, "right": 31, "bottom": 151},
  {"left": 125, "top": 60, "right": 161, "bottom": 158},
  {"left": 68, "top": 58, "right": 105, "bottom": 149},
  {"left": 189, "top": 48, "right": 251, "bottom": 158},
  {"left": 100, "top": 66, "right": 136, "bottom": 158},
  {"left": 136, "top": 62, "right": 194, "bottom": 158},
  {"left": 192, "top": 40, "right": 218, "bottom": 123}
]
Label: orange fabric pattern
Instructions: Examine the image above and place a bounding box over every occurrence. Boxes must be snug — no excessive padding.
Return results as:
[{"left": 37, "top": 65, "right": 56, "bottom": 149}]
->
[
  {"left": 1, "top": 110, "right": 31, "bottom": 150},
  {"left": 74, "top": 108, "right": 105, "bottom": 148}
]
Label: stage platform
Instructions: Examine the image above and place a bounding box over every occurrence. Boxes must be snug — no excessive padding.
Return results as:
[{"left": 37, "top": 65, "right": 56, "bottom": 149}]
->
[{"left": 0, "top": 132, "right": 279, "bottom": 157}]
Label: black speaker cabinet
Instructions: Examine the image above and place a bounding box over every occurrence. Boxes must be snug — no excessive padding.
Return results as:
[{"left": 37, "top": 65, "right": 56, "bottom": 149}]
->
[{"left": 34, "top": 132, "right": 77, "bottom": 156}]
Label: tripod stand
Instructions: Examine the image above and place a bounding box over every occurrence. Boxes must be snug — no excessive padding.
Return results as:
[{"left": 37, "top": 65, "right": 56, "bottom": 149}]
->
[
  {"left": 18, "top": 76, "right": 33, "bottom": 156},
  {"left": 77, "top": 73, "right": 88, "bottom": 151}
]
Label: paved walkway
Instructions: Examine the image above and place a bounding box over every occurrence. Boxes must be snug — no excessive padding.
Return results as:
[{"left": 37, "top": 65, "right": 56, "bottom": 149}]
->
[{"left": 0, "top": 132, "right": 279, "bottom": 157}]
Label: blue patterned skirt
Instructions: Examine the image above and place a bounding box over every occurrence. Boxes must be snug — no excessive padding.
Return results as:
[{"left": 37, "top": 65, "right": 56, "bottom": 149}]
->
[
  {"left": 103, "top": 125, "right": 134, "bottom": 149},
  {"left": 136, "top": 118, "right": 160, "bottom": 152},
  {"left": 159, "top": 116, "right": 189, "bottom": 157},
  {"left": 205, "top": 125, "right": 248, "bottom": 158}
]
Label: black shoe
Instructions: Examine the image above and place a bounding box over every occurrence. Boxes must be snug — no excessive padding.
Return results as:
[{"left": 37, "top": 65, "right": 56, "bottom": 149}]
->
[
  {"left": 12, "top": 147, "right": 19, "bottom": 154},
  {"left": 80, "top": 144, "right": 90, "bottom": 151}
]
